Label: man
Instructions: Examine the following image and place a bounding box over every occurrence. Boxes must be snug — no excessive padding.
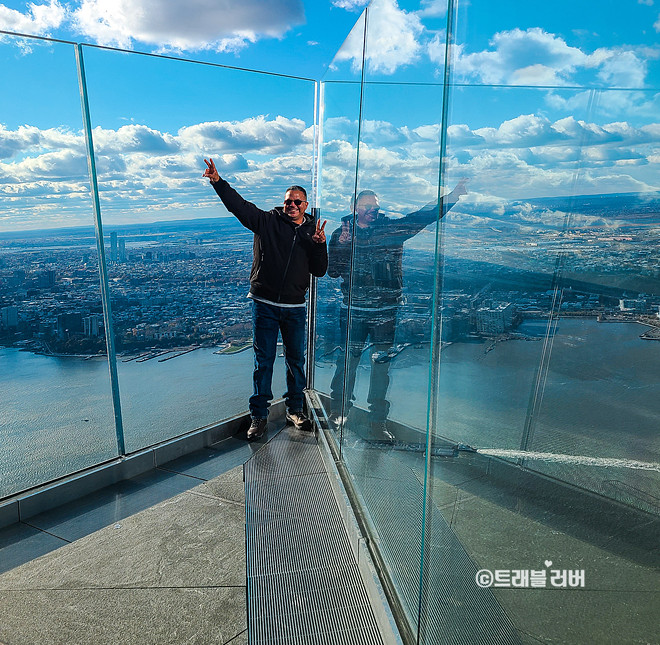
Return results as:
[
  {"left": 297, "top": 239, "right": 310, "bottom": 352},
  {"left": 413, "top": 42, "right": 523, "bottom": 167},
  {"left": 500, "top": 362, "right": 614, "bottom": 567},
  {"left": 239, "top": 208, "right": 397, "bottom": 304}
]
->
[
  {"left": 327, "top": 182, "right": 466, "bottom": 441},
  {"left": 203, "top": 158, "right": 327, "bottom": 440}
]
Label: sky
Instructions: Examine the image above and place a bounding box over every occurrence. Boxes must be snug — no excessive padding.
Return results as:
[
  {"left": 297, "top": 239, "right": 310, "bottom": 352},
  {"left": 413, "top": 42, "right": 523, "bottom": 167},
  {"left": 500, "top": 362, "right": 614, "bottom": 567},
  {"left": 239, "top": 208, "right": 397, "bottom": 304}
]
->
[{"left": 1, "top": 0, "right": 660, "bottom": 232}]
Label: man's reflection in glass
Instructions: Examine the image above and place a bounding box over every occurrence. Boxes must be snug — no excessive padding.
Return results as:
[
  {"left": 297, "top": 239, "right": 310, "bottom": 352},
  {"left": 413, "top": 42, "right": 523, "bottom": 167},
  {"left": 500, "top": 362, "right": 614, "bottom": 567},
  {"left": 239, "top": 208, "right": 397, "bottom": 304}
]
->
[{"left": 327, "top": 182, "right": 466, "bottom": 442}]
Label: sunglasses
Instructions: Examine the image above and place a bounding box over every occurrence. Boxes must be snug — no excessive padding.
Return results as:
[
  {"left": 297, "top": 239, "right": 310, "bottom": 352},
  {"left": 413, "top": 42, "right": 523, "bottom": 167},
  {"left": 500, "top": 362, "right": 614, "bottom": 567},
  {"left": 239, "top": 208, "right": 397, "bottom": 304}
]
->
[{"left": 284, "top": 199, "right": 306, "bottom": 206}]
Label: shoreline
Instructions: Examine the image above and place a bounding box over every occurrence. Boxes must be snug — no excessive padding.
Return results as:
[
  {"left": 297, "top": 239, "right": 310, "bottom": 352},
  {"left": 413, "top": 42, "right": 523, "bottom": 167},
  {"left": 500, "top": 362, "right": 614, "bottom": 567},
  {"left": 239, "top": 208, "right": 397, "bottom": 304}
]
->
[{"left": 3, "top": 312, "right": 659, "bottom": 358}]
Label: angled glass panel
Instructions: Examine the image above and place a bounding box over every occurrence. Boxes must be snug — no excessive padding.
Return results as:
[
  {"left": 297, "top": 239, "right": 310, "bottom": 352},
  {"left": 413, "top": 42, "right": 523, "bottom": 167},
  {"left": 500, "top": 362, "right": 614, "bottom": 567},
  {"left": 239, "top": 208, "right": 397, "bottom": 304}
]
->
[
  {"left": 325, "top": 2, "right": 457, "bottom": 637},
  {"left": 80, "top": 45, "right": 316, "bottom": 451},
  {"left": 314, "top": 11, "right": 366, "bottom": 442},
  {"left": 0, "top": 35, "right": 117, "bottom": 498},
  {"left": 421, "top": 1, "right": 660, "bottom": 644},
  {"left": 522, "top": 86, "right": 660, "bottom": 512}
]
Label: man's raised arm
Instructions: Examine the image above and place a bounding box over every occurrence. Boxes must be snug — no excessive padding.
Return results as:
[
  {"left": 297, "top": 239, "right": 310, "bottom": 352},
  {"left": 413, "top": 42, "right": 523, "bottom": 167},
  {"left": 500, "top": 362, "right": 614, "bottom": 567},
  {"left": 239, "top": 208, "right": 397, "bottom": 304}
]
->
[
  {"left": 395, "top": 178, "right": 468, "bottom": 239},
  {"left": 203, "top": 157, "right": 266, "bottom": 234}
]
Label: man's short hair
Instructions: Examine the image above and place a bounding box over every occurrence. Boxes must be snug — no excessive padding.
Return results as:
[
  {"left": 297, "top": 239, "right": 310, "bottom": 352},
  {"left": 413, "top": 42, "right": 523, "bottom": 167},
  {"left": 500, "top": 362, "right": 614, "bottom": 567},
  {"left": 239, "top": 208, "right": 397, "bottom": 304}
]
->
[
  {"left": 351, "top": 189, "right": 378, "bottom": 209},
  {"left": 286, "top": 185, "right": 307, "bottom": 199}
]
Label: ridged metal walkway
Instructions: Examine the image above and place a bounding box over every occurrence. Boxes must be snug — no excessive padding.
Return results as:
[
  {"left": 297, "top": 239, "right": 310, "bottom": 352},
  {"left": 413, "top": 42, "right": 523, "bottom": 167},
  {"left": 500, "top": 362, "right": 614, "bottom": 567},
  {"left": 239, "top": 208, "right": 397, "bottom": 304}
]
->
[{"left": 244, "top": 426, "right": 385, "bottom": 645}]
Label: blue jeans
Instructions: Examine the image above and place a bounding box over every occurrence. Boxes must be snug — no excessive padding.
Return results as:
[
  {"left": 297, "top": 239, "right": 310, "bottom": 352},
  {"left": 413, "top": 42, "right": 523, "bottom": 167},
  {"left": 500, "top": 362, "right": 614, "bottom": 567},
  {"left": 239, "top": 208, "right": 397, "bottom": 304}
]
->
[
  {"left": 330, "top": 306, "right": 396, "bottom": 422},
  {"left": 250, "top": 300, "right": 307, "bottom": 419}
]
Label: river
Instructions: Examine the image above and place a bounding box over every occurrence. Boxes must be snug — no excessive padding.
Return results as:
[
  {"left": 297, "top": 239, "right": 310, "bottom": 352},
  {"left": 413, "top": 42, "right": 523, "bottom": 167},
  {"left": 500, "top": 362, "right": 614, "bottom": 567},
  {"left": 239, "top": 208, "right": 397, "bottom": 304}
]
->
[{"left": 2, "top": 318, "right": 659, "bottom": 507}]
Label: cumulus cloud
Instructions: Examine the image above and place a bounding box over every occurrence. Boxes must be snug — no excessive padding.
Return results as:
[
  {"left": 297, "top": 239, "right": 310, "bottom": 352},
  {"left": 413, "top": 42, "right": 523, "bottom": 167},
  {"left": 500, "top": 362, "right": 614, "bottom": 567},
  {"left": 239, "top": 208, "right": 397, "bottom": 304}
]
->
[
  {"left": 70, "top": 0, "right": 305, "bottom": 52},
  {"left": 0, "top": 124, "right": 82, "bottom": 160},
  {"left": 332, "top": 0, "right": 369, "bottom": 9},
  {"left": 333, "top": 0, "right": 423, "bottom": 74},
  {"left": 3, "top": 108, "right": 660, "bottom": 231},
  {"left": 0, "top": 114, "right": 315, "bottom": 228},
  {"left": 0, "top": 0, "right": 65, "bottom": 36},
  {"left": 178, "top": 115, "right": 309, "bottom": 154},
  {"left": 417, "top": 0, "right": 448, "bottom": 17},
  {"left": 317, "top": 110, "right": 660, "bottom": 216},
  {"left": 431, "top": 27, "right": 655, "bottom": 89}
]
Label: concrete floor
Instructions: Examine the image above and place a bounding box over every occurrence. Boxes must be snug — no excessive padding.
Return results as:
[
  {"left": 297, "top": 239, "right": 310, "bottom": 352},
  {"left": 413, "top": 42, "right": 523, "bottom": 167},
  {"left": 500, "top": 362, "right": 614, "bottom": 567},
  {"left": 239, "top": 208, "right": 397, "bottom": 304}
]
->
[{"left": 0, "top": 457, "right": 249, "bottom": 645}]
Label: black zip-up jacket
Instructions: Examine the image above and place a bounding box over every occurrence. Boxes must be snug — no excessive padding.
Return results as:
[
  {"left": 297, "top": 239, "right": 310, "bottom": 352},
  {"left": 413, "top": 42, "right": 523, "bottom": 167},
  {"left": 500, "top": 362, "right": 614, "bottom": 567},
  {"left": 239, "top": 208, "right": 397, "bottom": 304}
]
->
[
  {"left": 212, "top": 178, "right": 328, "bottom": 305},
  {"left": 328, "top": 196, "right": 460, "bottom": 309}
]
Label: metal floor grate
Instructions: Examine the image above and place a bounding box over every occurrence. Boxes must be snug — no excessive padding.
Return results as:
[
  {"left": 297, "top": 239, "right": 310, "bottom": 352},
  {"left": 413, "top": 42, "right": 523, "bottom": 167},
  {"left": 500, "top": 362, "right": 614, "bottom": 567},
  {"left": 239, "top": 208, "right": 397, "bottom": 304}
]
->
[{"left": 244, "top": 427, "right": 385, "bottom": 645}]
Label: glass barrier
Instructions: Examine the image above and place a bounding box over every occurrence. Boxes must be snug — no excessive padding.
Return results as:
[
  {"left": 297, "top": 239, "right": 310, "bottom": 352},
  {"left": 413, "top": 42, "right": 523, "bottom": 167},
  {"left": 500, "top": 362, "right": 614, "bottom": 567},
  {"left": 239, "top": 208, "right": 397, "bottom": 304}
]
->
[
  {"left": 421, "top": 1, "right": 660, "bottom": 644},
  {"left": 315, "top": 1, "right": 660, "bottom": 644},
  {"left": 0, "top": 36, "right": 118, "bottom": 497},
  {"left": 79, "top": 45, "right": 316, "bottom": 452},
  {"left": 314, "top": 13, "right": 366, "bottom": 446}
]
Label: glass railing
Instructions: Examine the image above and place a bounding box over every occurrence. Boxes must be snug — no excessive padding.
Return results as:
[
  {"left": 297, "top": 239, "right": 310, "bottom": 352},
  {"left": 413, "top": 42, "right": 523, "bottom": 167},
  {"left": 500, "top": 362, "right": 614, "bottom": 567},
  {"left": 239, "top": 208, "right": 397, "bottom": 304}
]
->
[
  {"left": 0, "top": 33, "right": 315, "bottom": 497},
  {"left": 2, "top": 5, "right": 658, "bottom": 643},
  {"left": 313, "top": 1, "right": 659, "bottom": 644},
  {"left": 0, "top": 35, "right": 119, "bottom": 495}
]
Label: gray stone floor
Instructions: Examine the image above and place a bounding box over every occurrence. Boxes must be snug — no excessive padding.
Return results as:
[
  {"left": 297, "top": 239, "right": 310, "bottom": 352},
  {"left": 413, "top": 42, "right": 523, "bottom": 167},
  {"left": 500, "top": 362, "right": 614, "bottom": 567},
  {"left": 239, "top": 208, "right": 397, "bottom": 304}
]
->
[
  {"left": 341, "top": 434, "right": 660, "bottom": 645},
  {"left": 0, "top": 439, "right": 255, "bottom": 645}
]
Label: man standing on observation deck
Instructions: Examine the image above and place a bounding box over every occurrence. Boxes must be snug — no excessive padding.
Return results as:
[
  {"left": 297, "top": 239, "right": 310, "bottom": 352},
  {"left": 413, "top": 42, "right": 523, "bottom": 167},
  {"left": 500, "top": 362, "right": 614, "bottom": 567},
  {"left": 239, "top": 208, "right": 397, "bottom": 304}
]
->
[{"left": 203, "top": 158, "right": 327, "bottom": 440}]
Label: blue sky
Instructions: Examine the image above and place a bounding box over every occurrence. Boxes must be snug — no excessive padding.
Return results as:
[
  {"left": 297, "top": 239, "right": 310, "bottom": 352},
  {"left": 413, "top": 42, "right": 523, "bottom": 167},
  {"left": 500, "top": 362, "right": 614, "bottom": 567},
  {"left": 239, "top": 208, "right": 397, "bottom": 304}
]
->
[{"left": 1, "top": 0, "right": 660, "bottom": 232}]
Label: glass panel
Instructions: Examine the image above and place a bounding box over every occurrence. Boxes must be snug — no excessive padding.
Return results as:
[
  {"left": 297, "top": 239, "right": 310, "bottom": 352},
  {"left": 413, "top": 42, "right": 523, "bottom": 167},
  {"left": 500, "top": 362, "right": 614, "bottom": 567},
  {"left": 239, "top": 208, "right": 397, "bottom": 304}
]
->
[
  {"left": 422, "top": 1, "right": 660, "bottom": 643},
  {"left": 522, "top": 87, "right": 660, "bottom": 511},
  {"left": 80, "top": 46, "right": 316, "bottom": 452},
  {"left": 0, "top": 36, "right": 117, "bottom": 498},
  {"left": 317, "top": 1, "right": 659, "bottom": 643},
  {"left": 322, "top": 2, "right": 454, "bottom": 636},
  {"left": 314, "top": 11, "right": 366, "bottom": 443}
]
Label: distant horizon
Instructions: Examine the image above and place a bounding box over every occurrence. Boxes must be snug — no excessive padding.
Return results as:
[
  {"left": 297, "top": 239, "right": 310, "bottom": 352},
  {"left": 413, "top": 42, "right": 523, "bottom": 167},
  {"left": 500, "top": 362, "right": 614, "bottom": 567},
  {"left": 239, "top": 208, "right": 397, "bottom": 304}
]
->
[{"left": 1, "top": 188, "right": 659, "bottom": 238}]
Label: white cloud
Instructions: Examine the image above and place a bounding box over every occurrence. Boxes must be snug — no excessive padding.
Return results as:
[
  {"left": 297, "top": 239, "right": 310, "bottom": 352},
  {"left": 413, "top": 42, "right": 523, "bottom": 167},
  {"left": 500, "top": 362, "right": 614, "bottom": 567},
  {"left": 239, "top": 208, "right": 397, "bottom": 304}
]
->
[
  {"left": 448, "top": 28, "right": 589, "bottom": 85},
  {"left": 417, "top": 0, "right": 448, "bottom": 17},
  {"left": 0, "top": 124, "right": 82, "bottom": 160},
  {"left": 595, "top": 49, "right": 648, "bottom": 87},
  {"left": 93, "top": 125, "right": 179, "bottom": 154},
  {"left": 333, "top": 0, "right": 423, "bottom": 74},
  {"left": 332, "top": 0, "right": 369, "bottom": 9},
  {"left": 0, "top": 115, "right": 315, "bottom": 228},
  {"left": 437, "top": 27, "right": 655, "bottom": 89},
  {"left": 4, "top": 109, "right": 660, "bottom": 230},
  {"left": 510, "top": 64, "right": 564, "bottom": 86},
  {"left": 71, "top": 0, "right": 305, "bottom": 52},
  {"left": 0, "top": 1, "right": 65, "bottom": 35},
  {"left": 179, "top": 115, "right": 309, "bottom": 154}
]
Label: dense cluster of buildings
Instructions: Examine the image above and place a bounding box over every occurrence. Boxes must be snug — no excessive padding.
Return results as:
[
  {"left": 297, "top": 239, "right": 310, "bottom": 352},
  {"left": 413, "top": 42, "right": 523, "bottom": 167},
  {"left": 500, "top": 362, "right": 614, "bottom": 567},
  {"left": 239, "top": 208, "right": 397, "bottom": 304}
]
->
[{"left": 1, "top": 214, "right": 660, "bottom": 356}]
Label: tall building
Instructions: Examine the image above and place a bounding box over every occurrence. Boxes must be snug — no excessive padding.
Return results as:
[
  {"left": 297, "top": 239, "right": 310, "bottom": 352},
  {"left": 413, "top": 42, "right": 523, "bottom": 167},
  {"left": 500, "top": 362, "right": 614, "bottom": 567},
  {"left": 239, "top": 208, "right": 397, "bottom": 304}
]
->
[
  {"left": 476, "top": 302, "right": 515, "bottom": 334},
  {"left": 110, "top": 231, "right": 118, "bottom": 262},
  {"left": 83, "top": 314, "right": 101, "bottom": 337},
  {"left": 37, "top": 270, "right": 56, "bottom": 289},
  {"left": 1, "top": 305, "right": 18, "bottom": 329},
  {"left": 57, "top": 312, "right": 83, "bottom": 338}
]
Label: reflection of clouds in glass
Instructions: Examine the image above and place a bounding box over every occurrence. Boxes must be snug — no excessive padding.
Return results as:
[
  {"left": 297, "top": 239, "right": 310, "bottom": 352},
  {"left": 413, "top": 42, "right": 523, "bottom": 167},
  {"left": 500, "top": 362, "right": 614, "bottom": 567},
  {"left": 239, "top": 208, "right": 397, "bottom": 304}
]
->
[
  {"left": 434, "top": 27, "right": 657, "bottom": 89},
  {"left": 333, "top": 0, "right": 423, "bottom": 74},
  {"left": 320, "top": 110, "right": 660, "bottom": 212}
]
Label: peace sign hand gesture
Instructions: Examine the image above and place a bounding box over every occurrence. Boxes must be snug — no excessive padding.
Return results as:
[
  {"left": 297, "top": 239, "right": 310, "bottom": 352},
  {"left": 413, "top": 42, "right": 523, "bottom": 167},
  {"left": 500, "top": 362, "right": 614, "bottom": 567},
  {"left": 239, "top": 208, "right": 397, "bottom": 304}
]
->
[
  {"left": 338, "top": 220, "right": 352, "bottom": 244},
  {"left": 203, "top": 158, "right": 220, "bottom": 183},
  {"left": 312, "top": 219, "right": 327, "bottom": 244}
]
